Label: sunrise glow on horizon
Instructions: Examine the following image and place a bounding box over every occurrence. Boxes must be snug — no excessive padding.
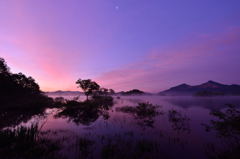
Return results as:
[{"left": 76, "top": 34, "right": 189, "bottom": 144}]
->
[{"left": 1, "top": 0, "right": 240, "bottom": 92}]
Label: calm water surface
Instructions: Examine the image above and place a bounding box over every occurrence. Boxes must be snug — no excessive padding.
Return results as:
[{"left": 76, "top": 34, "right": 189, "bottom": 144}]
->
[{"left": 18, "top": 95, "right": 240, "bottom": 159}]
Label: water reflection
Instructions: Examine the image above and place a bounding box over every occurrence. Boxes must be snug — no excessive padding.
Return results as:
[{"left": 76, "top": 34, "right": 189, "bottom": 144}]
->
[
  {"left": 116, "top": 102, "right": 161, "bottom": 128},
  {"left": 1, "top": 95, "right": 240, "bottom": 159},
  {"left": 203, "top": 104, "right": 240, "bottom": 159},
  {"left": 168, "top": 109, "right": 191, "bottom": 133},
  {"left": 99, "top": 136, "right": 163, "bottom": 159},
  {"left": 165, "top": 96, "right": 240, "bottom": 110},
  {"left": 74, "top": 137, "right": 94, "bottom": 159},
  {"left": 0, "top": 124, "right": 65, "bottom": 159},
  {"left": 207, "top": 104, "right": 240, "bottom": 138},
  {"left": 55, "top": 95, "right": 114, "bottom": 125},
  {"left": 0, "top": 109, "right": 45, "bottom": 129}
]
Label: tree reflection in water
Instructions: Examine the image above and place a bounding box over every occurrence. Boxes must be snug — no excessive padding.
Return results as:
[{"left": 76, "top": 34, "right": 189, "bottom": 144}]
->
[
  {"left": 116, "top": 102, "right": 160, "bottom": 128},
  {"left": 0, "top": 108, "right": 46, "bottom": 129},
  {"left": 55, "top": 95, "right": 114, "bottom": 125},
  {"left": 203, "top": 104, "right": 240, "bottom": 159}
]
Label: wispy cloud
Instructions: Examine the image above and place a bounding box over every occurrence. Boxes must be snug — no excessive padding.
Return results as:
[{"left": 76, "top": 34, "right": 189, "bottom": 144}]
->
[
  {"left": 96, "top": 27, "right": 240, "bottom": 92},
  {"left": 1, "top": 1, "right": 240, "bottom": 92}
]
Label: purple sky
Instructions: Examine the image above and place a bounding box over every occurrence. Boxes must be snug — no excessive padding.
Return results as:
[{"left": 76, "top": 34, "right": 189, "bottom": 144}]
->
[{"left": 0, "top": 0, "right": 240, "bottom": 92}]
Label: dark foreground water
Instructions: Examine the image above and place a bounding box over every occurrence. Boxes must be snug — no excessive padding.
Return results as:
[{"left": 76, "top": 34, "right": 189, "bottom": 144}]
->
[{"left": 6, "top": 96, "right": 240, "bottom": 159}]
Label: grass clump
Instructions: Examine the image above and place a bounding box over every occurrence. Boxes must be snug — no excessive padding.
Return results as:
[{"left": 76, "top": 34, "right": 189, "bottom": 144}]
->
[{"left": 0, "top": 125, "right": 63, "bottom": 159}]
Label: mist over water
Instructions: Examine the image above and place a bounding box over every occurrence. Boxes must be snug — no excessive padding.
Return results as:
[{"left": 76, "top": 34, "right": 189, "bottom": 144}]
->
[
  {"left": 1, "top": 1, "right": 240, "bottom": 158},
  {"left": 13, "top": 95, "right": 240, "bottom": 159}
]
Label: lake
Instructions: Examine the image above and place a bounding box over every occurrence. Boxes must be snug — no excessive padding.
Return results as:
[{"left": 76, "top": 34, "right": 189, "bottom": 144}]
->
[{"left": 9, "top": 95, "right": 240, "bottom": 159}]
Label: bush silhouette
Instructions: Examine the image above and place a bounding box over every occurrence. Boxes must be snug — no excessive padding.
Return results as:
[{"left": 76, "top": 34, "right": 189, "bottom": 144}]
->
[{"left": 0, "top": 57, "right": 53, "bottom": 128}]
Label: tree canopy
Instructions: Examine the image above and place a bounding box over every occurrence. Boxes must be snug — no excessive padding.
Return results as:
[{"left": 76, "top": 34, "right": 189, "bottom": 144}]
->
[
  {"left": 76, "top": 79, "right": 100, "bottom": 100},
  {"left": 0, "top": 57, "right": 41, "bottom": 97}
]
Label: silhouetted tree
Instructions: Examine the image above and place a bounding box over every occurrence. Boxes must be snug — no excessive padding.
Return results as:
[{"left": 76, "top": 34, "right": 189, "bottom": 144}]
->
[
  {"left": 0, "top": 58, "right": 10, "bottom": 75},
  {"left": 0, "top": 57, "right": 52, "bottom": 112},
  {"left": 76, "top": 79, "right": 100, "bottom": 100},
  {"left": 11, "top": 73, "right": 40, "bottom": 94},
  {"left": 0, "top": 57, "right": 41, "bottom": 96},
  {"left": 99, "top": 88, "right": 109, "bottom": 96},
  {"left": 94, "top": 88, "right": 115, "bottom": 96},
  {"left": 0, "top": 58, "right": 12, "bottom": 95},
  {"left": 109, "top": 89, "right": 115, "bottom": 95}
]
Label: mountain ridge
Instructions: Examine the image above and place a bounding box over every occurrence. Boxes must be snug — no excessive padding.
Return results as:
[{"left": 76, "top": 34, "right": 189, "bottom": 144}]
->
[
  {"left": 45, "top": 90, "right": 83, "bottom": 96},
  {"left": 159, "top": 81, "right": 240, "bottom": 96}
]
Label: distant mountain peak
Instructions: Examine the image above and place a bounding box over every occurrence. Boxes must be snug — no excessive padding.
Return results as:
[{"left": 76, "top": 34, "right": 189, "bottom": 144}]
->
[
  {"left": 159, "top": 81, "right": 240, "bottom": 96},
  {"left": 206, "top": 80, "right": 221, "bottom": 84},
  {"left": 199, "top": 81, "right": 224, "bottom": 88},
  {"left": 179, "top": 83, "right": 190, "bottom": 87},
  {"left": 171, "top": 83, "right": 191, "bottom": 89}
]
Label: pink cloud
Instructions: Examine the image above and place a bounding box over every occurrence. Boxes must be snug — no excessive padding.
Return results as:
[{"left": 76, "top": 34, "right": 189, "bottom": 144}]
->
[
  {"left": 95, "top": 27, "right": 240, "bottom": 92},
  {"left": 1, "top": 1, "right": 240, "bottom": 92},
  {"left": 0, "top": 2, "right": 82, "bottom": 91}
]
